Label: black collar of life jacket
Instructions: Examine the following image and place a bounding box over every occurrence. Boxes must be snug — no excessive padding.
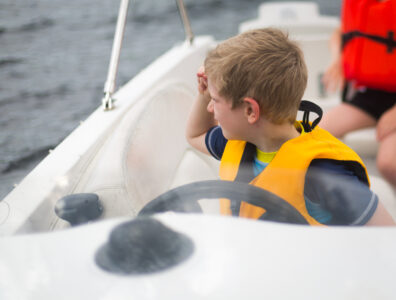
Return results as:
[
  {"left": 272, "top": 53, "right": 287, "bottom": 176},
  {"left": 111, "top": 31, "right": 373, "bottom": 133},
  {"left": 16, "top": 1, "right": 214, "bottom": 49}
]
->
[{"left": 299, "top": 100, "right": 323, "bottom": 133}]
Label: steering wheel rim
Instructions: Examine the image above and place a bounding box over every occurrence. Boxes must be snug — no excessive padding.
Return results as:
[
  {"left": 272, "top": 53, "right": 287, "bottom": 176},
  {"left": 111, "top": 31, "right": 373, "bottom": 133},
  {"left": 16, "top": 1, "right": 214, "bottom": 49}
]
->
[{"left": 138, "top": 180, "right": 308, "bottom": 225}]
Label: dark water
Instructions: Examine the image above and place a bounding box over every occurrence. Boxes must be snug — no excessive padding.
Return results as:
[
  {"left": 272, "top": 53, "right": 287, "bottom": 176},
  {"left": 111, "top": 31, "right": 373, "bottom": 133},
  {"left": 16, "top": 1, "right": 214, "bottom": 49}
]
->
[{"left": 0, "top": 0, "right": 341, "bottom": 200}]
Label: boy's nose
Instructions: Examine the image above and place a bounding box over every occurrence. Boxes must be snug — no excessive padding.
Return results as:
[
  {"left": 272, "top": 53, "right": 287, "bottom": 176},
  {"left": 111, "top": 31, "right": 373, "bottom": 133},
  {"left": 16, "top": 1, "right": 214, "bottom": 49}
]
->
[{"left": 207, "top": 100, "right": 214, "bottom": 113}]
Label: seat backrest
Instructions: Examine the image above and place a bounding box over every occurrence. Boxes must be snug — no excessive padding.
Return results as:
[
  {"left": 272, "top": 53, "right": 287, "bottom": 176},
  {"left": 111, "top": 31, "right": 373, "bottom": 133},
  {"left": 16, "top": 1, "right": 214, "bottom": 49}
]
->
[
  {"left": 124, "top": 82, "right": 219, "bottom": 213},
  {"left": 66, "top": 81, "right": 219, "bottom": 223}
]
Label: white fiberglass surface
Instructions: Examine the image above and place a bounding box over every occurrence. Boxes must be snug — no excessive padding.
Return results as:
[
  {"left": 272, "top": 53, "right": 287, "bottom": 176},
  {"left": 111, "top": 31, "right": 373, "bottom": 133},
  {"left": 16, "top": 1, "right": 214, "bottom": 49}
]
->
[{"left": 0, "top": 214, "right": 395, "bottom": 300}]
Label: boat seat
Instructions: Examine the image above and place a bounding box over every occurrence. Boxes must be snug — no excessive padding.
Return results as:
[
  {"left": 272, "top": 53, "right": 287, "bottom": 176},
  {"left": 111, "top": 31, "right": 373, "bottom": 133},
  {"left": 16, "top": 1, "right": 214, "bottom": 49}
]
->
[
  {"left": 239, "top": 2, "right": 339, "bottom": 36},
  {"left": 123, "top": 83, "right": 220, "bottom": 215},
  {"left": 65, "top": 81, "right": 220, "bottom": 225}
]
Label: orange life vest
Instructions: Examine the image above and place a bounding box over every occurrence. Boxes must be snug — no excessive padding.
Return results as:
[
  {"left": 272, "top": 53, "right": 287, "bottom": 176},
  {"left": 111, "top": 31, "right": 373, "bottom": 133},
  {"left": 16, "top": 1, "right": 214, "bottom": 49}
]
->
[
  {"left": 342, "top": 0, "right": 396, "bottom": 91},
  {"left": 219, "top": 123, "right": 370, "bottom": 226}
]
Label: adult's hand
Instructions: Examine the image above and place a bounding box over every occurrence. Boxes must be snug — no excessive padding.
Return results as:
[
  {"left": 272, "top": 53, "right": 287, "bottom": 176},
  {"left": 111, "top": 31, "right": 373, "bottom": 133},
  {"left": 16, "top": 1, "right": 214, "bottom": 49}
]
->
[
  {"left": 322, "top": 58, "right": 344, "bottom": 93},
  {"left": 322, "top": 28, "right": 344, "bottom": 93}
]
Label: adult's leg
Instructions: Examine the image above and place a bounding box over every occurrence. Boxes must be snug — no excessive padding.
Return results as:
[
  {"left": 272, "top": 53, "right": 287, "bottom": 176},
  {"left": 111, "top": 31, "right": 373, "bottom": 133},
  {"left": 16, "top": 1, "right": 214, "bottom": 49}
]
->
[
  {"left": 377, "top": 131, "right": 396, "bottom": 188},
  {"left": 320, "top": 103, "right": 376, "bottom": 138}
]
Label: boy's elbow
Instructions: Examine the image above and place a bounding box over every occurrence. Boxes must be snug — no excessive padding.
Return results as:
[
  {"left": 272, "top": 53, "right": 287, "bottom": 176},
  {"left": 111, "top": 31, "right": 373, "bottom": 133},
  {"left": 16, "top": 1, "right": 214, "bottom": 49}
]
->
[
  {"left": 185, "top": 128, "right": 196, "bottom": 147},
  {"left": 185, "top": 132, "right": 194, "bottom": 148},
  {"left": 185, "top": 132, "right": 210, "bottom": 155}
]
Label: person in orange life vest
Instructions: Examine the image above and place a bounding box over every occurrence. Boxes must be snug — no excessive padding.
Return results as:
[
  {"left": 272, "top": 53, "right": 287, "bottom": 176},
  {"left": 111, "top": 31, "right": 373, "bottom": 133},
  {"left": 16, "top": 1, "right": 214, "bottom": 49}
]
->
[
  {"left": 321, "top": 0, "right": 396, "bottom": 188},
  {"left": 186, "top": 28, "right": 395, "bottom": 226}
]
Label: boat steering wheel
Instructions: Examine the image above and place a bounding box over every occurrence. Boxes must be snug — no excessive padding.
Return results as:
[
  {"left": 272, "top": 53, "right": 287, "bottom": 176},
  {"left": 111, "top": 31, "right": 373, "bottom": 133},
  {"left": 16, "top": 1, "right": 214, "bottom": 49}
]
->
[{"left": 138, "top": 180, "right": 308, "bottom": 225}]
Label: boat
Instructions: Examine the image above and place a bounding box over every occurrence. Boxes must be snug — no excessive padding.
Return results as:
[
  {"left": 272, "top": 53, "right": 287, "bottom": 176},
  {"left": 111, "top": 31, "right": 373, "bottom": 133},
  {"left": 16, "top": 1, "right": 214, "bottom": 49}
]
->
[{"left": 0, "top": 1, "right": 395, "bottom": 298}]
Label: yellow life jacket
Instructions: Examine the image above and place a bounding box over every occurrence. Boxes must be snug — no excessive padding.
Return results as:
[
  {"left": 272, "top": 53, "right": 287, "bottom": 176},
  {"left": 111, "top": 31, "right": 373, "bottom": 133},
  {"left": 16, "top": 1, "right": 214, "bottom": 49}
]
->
[{"left": 219, "top": 123, "right": 369, "bottom": 226}]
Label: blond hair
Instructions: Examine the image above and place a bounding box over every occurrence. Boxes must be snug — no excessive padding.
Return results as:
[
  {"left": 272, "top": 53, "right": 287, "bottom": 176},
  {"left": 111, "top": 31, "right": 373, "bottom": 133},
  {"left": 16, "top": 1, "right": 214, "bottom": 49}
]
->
[{"left": 205, "top": 28, "right": 307, "bottom": 124}]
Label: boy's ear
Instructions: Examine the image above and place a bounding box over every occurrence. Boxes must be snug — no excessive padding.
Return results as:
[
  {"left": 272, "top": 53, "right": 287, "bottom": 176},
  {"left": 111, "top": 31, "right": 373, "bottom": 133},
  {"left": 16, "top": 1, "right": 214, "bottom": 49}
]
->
[{"left": 243, "top": 97, "right": 260, "bottom": 124}]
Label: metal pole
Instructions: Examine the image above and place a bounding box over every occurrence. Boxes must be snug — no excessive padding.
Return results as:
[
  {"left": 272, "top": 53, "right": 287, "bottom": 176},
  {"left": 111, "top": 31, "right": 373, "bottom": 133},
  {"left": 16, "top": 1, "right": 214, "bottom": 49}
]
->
[
  {"left": 175, "top": 0, "right": 194, "bottom": 45},
  {"left": 102, "top": 0, "right": 130, "bottom": 111}
]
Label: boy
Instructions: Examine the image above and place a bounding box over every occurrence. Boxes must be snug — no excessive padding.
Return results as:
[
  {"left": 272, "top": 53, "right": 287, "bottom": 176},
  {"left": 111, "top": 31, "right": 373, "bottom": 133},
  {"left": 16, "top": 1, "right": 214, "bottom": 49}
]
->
[{"left": 186, "top": 28, "right": 394, "bottom": 226}]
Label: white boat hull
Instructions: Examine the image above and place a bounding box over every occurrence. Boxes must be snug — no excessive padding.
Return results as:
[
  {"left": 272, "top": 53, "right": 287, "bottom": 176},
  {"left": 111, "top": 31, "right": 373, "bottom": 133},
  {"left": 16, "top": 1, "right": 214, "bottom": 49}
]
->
[{"left": 1, "top": 213, "right": 396, "bottom": 299}]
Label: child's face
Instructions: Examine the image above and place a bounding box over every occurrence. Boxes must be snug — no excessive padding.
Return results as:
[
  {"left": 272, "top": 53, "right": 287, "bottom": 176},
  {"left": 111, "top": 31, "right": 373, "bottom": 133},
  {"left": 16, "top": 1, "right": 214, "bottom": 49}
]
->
[{"left": 207, "top": 79, "right": 248, "bottom": 140}]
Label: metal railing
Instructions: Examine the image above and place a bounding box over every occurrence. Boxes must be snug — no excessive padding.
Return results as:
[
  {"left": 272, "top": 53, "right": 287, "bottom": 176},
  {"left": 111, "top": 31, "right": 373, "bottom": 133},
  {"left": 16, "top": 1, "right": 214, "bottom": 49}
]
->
[
  {"left": 176, "top": 0, "right": 194, "bottom": 45},
  {"left": 102, "top": 0, "right": 194, "bottom": 110},
  {"left": 102, "top": 0, "right": 130, "bottom": 111}
]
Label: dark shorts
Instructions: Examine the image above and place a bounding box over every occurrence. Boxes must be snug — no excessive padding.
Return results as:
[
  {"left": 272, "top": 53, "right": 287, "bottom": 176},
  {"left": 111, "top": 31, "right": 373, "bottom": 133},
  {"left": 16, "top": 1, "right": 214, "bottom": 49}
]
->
[{"left": 342, "top": 83, "right": 396, "bottom": 120}]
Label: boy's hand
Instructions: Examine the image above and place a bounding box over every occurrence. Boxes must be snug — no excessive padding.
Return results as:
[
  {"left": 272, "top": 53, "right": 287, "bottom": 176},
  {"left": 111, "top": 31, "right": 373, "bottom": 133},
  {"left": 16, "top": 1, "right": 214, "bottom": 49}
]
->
[
  {"left": 185, "top": 66, "right": 216, "bottom": 156},
  {"left": 197, "top": 66, "right": 208, "bottom": 95}
]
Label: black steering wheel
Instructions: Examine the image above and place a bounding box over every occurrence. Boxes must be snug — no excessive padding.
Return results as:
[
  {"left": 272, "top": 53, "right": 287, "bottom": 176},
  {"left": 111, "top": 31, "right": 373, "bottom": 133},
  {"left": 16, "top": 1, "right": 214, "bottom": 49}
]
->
[{"left": 138, "top": 180, "right": 308, "bottom": 225}]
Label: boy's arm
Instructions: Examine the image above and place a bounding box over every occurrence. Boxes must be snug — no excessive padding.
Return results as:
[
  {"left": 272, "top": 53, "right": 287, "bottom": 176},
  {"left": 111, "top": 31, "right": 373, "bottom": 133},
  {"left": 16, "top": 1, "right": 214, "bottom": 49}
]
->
[
  {"left": 186, "top": 68, "right": 217, "bottom": 155},
  {"left": 305, "top": 161, "right": 395, "bottom": 226},
  {"left": 366, "top": 201, "right": 395, "bottom": 226}
]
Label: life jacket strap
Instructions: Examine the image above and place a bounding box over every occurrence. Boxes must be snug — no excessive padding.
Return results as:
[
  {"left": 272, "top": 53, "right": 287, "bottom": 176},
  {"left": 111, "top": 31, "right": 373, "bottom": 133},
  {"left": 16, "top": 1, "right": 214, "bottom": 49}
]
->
[
  {"left": 342, "top": 30, "right": 396, "bottom": 54},
  {"left": 230, "top": 142, "right": 256, "bottom": 216}
]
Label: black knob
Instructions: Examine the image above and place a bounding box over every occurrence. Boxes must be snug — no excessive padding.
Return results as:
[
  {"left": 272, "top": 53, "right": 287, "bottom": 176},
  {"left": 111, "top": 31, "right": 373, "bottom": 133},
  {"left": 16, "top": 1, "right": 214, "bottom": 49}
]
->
[
  {"left": 95, "top": 217, "right": 194, "bottom": 275},
  {"left": 55, "top": 193, "right": 103, "bottom": 226}
]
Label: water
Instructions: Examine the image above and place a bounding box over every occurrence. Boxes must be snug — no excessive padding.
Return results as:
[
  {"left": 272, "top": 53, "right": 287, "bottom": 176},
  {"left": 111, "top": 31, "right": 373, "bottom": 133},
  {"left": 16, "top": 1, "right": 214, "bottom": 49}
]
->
[{"left": 0, "top": 0, "right": 341, "bottom": 200}]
